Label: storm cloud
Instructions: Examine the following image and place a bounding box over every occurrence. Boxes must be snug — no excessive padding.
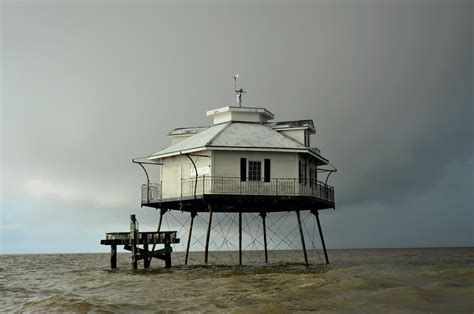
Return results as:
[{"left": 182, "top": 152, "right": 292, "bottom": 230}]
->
[{"left": 1, "top": 0, "right": 472, "bottom": 253}]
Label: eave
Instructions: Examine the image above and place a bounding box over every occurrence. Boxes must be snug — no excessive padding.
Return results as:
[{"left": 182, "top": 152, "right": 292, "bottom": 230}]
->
[{"left": 148, "top": 146, "right": 329, "bottom": 165}]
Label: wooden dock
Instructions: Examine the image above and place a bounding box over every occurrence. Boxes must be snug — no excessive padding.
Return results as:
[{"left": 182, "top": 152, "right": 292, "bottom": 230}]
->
[{"left": 100, "top": 215, "right": 180, "bottom": 269}]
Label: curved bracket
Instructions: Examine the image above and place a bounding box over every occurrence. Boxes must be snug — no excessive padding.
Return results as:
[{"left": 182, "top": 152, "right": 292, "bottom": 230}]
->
[
  {"left": 317, "top": 161, "right": 337, "bottom": 186},
  {"left": 324, "top": 169, "right": 337, "bottom": 186},
  {"left": 181, "top": 152, "right": 198, "bottom": 199},
  {"left": 132, "top": 158, "right": 151, "bottom": 204}
]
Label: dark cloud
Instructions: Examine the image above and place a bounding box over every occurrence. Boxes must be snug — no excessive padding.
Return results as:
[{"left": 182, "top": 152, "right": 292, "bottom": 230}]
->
[{"left": 1, "top": 0, "right": 472, "bottom": 253}]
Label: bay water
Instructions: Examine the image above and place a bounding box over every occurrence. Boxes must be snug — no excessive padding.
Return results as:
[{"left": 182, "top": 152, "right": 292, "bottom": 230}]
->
[{"left": 1, "top": 248, "right": 473, "bottom": 312}]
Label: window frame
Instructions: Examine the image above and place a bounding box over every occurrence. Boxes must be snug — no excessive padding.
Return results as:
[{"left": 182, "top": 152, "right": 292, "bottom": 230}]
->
[{"left": 248, "top": 160, "right": 262, "bottom": 181}]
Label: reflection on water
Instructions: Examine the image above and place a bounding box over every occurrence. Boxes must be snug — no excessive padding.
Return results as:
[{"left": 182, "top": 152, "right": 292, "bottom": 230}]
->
[{"left": 1, "top": 248, "right": 473, "bottom": 312}]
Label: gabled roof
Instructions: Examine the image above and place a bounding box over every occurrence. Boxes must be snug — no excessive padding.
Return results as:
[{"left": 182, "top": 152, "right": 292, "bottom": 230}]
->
[{"left": 149, "top": 121, "right": 328, "bottom": 164}]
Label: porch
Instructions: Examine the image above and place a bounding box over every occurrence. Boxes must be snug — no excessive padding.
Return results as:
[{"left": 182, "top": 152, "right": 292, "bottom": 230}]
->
[{"left": 141, "top": 176, "right": 335, "bottom": 208}]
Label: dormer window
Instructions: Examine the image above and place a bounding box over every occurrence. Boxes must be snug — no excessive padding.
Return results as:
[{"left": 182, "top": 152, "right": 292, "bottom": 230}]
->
[{"left": 271, "top": 120, "right": 315, "bottom": 147}]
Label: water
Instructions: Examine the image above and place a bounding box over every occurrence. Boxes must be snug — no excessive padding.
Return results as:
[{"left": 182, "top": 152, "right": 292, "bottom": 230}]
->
[{"left": 1, "top": 248, "right": 473, "bottom": 312}]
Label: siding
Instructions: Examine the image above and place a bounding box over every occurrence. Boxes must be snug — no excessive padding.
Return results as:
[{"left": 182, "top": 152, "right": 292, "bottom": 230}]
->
[
  {"left": 158, "top": 150, "right": 323, "bottom": 199},
  {"left": 213, "top": 150, "right": 298, "bottom": 179},
  {"left": 160, "top": 153, "right": 211, "bottom": 198},
  {"left": 298, "top": 153, "right": 319, "bottom": 181},
  {"left": 278, "top": 129, "right": 306, "bottom": 146}
]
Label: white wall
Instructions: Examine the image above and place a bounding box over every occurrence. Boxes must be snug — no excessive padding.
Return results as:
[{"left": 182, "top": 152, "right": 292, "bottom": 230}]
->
[
  {"left": 212, "top": 111, "right": 232, "bottom": 124},
  {"left": 278, "top": 129, "right": 307, "bottom": 146},
  {"left": 298, "top": 154, "right": 319, "bottom": 182},
  {"left": 160, "top": 153, "right": 212, "bottom": 198},
  {"left": 213, "top": 150, "right": 298, "bottom": 179},
  {"left": 212, "top": 111, "right": 266, "bottom": 124},
  {"left": 159, "top": 150, "right": 322, "bottom": 199}
]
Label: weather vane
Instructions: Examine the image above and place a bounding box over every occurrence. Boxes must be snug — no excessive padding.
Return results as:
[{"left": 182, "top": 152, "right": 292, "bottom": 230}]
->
[{"left": 233, "top": 74, "right": 246, "bottom": 107}]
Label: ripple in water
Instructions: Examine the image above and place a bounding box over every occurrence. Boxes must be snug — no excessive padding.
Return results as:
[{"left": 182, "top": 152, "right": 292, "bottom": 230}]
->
[{"left": 1, "top": 248, "right": 473, "bottom": 312}]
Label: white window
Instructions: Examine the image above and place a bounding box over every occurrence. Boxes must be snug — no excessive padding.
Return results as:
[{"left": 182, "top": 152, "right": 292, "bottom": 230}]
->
[{"left": 248, "top": 161, "right": 262, "bottom": 181}]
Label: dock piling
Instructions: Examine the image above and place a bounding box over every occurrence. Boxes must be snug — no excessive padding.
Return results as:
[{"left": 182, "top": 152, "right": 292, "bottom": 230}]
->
[
  {"left": 101, "top": 215, "right": 179, "bottom": 270},
  {"left": 130, "top": 215, "right": 139, "bottom": 269},
  {"left": 164, "top": 233, "right": 172, "bottom": 268},
  {"left": 143, "top": 235, "right": 150, "bottom": 268},
  {"left": 111, "top": 244, "right": 117, "bottom": 269}
]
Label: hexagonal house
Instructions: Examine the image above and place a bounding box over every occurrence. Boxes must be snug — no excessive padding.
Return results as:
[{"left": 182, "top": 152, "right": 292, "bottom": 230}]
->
[{"left": 136, "top": 105, "right": 336, "bottom": 265}]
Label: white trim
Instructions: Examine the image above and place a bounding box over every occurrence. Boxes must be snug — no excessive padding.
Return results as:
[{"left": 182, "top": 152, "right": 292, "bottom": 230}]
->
[
  {"left": 148, "top": 147, "right": 207, "bottom": 160},
  {"left": 206, "top": 106, "right": 274, "bottom": 119},
  {"left": 273, "top": 126, "right": 309, "bottom": 131},
  {"left": 148, "top": 146, "right": 328, "bottom": 165},
  {"left": 168, "top": 133, "right": 196, "bottom": 138}
]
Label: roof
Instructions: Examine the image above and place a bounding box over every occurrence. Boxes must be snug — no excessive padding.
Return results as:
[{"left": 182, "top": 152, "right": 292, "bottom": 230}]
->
[
  {"left": 210, "top": 122, "right": 305, "bottom": 148},
  {"left": 267, "top": 120, "right": 316, "bottom": 133},
  {"left": 152, "top": 123, "right": 229, "bottom": 157},
  {"left": 149, "top": 121, "right": 328, "bottom": 164},
  {"left": 168, "top": 126, "right": 209, "bottom": 136}
]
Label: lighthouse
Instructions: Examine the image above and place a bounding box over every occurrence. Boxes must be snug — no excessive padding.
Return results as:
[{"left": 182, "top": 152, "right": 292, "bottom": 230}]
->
[{"left": 133, "top": 78, "right": 337, "bottom": 267}]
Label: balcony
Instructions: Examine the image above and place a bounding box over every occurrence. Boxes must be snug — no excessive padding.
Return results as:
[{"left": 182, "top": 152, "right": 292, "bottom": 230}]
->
[{"left": 141, "top": 176, "right": 335, "bottom": 205}]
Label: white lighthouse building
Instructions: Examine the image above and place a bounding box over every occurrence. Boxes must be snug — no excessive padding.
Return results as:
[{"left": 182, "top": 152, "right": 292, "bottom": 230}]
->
[
  {"left": 133, "top": 80, "right": 336, "bottom": 266},
  {"left": 144, "top": 105, "right": 334, "bottom": 208}
]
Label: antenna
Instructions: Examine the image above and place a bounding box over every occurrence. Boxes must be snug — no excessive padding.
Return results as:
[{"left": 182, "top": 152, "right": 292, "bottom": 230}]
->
[{"left": 233, "top": 73, "right": 246, "bottom": 107}]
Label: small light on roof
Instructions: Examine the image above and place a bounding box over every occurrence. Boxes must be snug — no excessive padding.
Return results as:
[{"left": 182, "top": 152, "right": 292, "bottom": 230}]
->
[{"left": 233, "top": 73, "right": 246, "bottom": 107}]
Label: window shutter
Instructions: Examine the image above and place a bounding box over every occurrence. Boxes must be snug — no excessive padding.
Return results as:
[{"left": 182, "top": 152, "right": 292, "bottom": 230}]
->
[
  {"left": 240, "top": 158, "right": 247, "bottom": 181},
  {"left": 298, "top": 160, "right": 302, "bottom": 184},
  {"left": 304, "top": 163, "right": 307, "bottom": 185},
  {"left": 264, "top": 159, "right": 270, "bottom": 182}
]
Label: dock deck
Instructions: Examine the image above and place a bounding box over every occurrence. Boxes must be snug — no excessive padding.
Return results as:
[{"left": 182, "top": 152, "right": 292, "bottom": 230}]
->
[{"left": 100, "top": 219, "right": 180, "bottom": 269}]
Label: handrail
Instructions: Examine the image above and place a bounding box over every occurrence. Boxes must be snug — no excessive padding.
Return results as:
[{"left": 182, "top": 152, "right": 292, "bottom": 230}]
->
[
  {"left": 177, "top": 176, "right": 334, "bottom": 190},
  {"left": 132, "top": 157, "right": 162, "bottom": 205},
  {"left": 132, "top": 158, "right": 151, "bottom": 204},
  {"left": 141, "top": 176, "right": 335, "bottom": 203}
]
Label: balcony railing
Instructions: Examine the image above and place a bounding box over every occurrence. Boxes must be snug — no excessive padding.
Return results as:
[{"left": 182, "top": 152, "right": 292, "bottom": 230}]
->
[{"left": 142, "top": 176, "right": 335, "bottom": 204}]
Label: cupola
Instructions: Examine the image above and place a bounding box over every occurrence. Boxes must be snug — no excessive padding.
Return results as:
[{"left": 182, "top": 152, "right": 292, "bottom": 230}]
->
[{"left": 206, "top": 106, "right": 274, "bottom": 124}]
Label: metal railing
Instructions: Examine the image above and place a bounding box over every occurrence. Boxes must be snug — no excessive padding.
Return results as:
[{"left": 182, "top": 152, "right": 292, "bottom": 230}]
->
[{"left": 141, "top": 176, "right": 335, "bottom": 204}]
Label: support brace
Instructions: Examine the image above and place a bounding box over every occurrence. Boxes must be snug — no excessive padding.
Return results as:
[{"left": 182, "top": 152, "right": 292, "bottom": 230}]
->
[
  {"left": 312, "top": 209, "right": 329, "bottom": 264},
  {"left": 185, "top": 211, "right": 197, "bottom": 265},
  {"left": 260, "top": 212, "right": 268, "bottom": 263},
  {"left": 296, "top": 210, "right": 309, "bottom": 266},
  {"left": 239, "top": 212, "right": 242, "bottom": 265},
  {"left": 204, "top": 209, "right": 213, "bottom": 264},
  {"left": 148, "top": 208, "right": 167, "bottom": 266}
]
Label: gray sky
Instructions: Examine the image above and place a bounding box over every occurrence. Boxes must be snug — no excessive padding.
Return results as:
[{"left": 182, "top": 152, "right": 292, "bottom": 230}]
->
[{"left": 1, "top": 0, "right": 473, "bottom": 254}]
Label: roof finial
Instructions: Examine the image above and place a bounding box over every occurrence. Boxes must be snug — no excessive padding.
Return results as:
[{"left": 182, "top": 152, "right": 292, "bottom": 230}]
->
[{"left": 233, "top": 73, "right": 246, "bottom": 107}]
